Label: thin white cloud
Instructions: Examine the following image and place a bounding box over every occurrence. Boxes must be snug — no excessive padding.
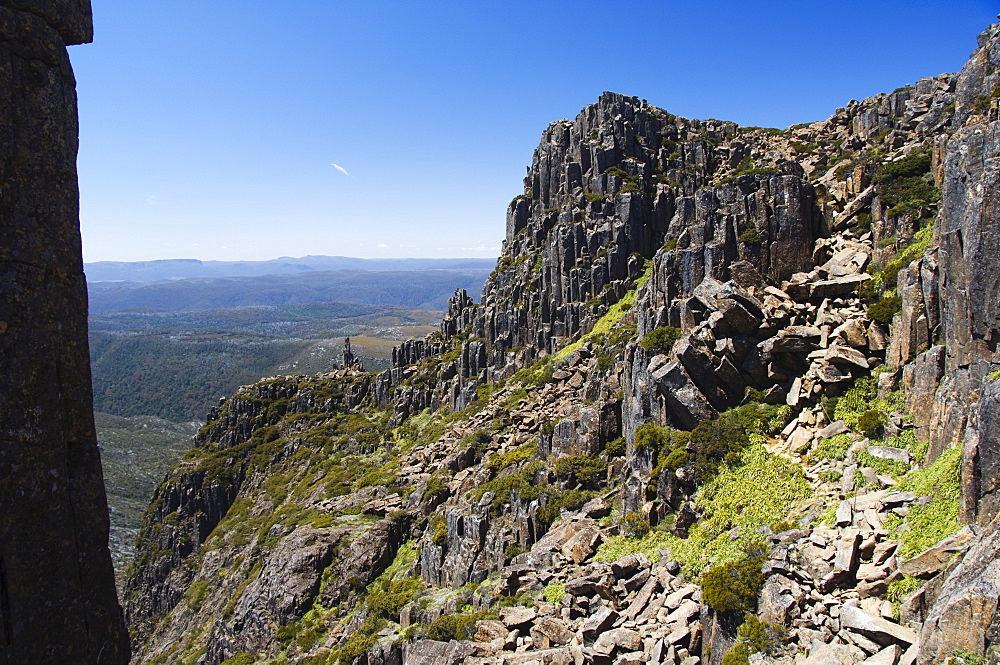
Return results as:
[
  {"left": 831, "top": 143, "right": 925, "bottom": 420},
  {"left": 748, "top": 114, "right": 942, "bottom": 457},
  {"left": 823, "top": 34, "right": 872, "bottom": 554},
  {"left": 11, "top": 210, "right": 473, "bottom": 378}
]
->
[
  {"left": 330, "top": 163, "right": 355, "bottom": 178},
  {"left": 376, "top": 243, "right": 390, "bottom": 248},
  {"left": 462, "top": 244, "right": 500, "bottom": 252}
]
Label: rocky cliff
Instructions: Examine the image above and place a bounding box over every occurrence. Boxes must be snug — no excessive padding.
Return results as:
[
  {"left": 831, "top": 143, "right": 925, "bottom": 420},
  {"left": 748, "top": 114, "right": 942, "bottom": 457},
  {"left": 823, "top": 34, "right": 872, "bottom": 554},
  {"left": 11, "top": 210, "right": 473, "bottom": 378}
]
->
[
  {"left": 126, "top": 20, "right": 1000, "bottom": 665},
  {"left": 0, "top": 1, "right": 130, "bottom": 663}
]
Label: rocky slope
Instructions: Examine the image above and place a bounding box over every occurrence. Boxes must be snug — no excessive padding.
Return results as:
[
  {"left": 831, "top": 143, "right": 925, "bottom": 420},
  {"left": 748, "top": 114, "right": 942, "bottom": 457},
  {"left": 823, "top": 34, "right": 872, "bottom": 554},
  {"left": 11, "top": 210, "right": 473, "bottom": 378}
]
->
[
  {"left": 0, "top": 1, "right": 130, "bottom": 663},
  {"left": 125, "top": 21, "right": 1000, "bottom": 665}
]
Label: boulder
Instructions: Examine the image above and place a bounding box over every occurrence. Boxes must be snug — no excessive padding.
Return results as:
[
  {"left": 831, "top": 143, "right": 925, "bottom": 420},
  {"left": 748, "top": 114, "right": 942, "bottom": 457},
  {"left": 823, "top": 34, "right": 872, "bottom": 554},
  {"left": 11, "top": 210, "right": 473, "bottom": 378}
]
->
[
  {"left": 500, "top": 606, "right": 537, "bottom": 628},
  {"left": 530, "top": 616, "right": 575, "bottom": 647},
  {"left": 917, "top": 518, "right": 1000, "bottom": 663},
  {"left": 840, "top": 605, "right": 918, "bottom": 646},
  {"left": 898, "top": 525, "right": 978, "bottom": 578},
  {"left": 593, "top": 628, "right": 643, "bottom": 656},
  {"left": 866, "top": 446, "right": 911, "bottom": 465}
]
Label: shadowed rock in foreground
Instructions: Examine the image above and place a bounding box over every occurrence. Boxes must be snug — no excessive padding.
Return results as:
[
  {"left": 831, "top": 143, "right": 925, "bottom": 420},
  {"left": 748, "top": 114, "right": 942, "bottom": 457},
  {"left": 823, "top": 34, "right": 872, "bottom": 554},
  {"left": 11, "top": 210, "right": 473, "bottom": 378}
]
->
[{"left": 0, "top": 1, "right": 129, "bottom": 663}]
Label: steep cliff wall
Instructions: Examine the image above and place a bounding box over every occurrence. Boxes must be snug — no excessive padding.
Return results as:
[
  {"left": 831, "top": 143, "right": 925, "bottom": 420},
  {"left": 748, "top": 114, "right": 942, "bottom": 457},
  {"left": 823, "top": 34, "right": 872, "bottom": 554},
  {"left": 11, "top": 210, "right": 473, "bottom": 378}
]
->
[
  {"left": 124, "top": 20, "right": 1000, "bottom": 665},
  {"left": 0, "top": 1, "right": 130, "bottom": 663}
]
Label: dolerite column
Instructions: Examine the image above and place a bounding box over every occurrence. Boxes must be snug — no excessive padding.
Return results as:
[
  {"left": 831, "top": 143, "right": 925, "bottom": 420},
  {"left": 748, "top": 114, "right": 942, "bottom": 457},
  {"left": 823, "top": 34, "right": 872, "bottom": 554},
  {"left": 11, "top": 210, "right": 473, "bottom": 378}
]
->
[{"left": 0, "top": 1, "right": 130, "bottom": 663}]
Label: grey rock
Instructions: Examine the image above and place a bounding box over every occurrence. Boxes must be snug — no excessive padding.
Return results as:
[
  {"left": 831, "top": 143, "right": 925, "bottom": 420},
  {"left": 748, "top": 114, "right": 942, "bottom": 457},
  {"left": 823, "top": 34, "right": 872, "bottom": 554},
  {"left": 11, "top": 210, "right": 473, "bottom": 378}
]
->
[
  {"left": 802, "top": 641, "right": 867, "bottom": 665},
  {"left": 402, "top": 639, "right": 475, "bottom": 664},
  {"left": 866, "top": 446, "right": 911, "bottom": 465},
  {"left": 861, "top": 645, "right": 901, "bottom": 665},
  {"left": 816, "top": 420, "right": 849, "bottom": 439},
  {"left": 593, "top": 627, "right": 643, "bottom": 656},
  {"left": 759, "top": 574, "right": 804, "bottom": 625},
  {"left": 917, "top": 516, "right": 1000, "bottom": 662},
  {"left": 501, "top": 606, "right": 538, "bottom": 628},
  {"left": 898, "top": 525, "right": 978, "bottom": 578},
  {"left": 474, "top": 620, "right": 509, "bottom": 643},
  {"left": 839, "top": 605, "right": 918, "bottom": 645},
  {"left": 833, "top": 528, "right": 862, "bottom": 577},
  {"left": 531, "top": 616, "right": 575, "bottom": 647},
  {"left": 581, "top": 606, "right": 619, "bottom": 638}
]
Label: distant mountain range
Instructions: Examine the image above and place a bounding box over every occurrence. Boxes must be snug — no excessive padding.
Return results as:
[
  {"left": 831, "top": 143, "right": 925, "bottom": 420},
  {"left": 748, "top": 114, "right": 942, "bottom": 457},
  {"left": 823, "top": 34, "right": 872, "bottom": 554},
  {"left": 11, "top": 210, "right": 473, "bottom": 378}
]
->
[
  {"left": 85, "top": 255, "right": 497, "bottom": 282},
  {"left": 88, "top": 268, "right": 491, "bottom": 313}
]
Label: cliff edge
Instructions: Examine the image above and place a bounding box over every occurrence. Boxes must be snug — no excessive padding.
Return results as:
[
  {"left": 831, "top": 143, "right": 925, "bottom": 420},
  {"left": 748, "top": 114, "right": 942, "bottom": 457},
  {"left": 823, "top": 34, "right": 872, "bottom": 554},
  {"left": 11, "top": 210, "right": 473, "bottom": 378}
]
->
[{"left": 0, "top": 2, "right": 130, "bottom": 663}]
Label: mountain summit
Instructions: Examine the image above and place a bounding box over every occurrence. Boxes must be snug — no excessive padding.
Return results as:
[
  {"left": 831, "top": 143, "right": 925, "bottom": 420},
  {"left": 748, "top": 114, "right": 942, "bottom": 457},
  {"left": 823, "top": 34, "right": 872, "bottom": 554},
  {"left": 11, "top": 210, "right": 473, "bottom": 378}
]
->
[{"left": 124, "top": 19, "right": 1000, "bottom": 665}]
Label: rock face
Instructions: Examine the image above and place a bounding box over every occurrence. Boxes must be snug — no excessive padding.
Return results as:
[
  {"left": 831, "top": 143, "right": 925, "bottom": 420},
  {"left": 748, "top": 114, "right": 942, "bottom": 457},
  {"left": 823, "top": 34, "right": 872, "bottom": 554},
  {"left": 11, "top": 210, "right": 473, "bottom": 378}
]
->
[
  {"left": 123, "top": 19, "right": 1000, "bottom": 665},
  {"left": 0, "top": 2, "right": 130, "bottom": 663}
]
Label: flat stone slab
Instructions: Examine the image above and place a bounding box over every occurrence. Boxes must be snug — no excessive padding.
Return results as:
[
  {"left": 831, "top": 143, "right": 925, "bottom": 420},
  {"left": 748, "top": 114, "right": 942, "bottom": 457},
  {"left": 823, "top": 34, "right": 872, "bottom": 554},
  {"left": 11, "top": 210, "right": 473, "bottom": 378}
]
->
[
  {"left": 840, "top": 604, "right": 918, "bottom": 645},
  {"left": 866, "top": 446, "right": 911, "bottom": 465}
]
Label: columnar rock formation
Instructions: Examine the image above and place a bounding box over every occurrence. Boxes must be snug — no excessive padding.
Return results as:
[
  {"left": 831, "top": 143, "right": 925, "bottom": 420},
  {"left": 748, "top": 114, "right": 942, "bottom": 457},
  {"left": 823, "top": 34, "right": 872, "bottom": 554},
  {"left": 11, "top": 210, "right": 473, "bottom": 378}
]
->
[
  {"left": 123, "top": 20, "right": 1000, "bottom": 665},
  {"left": 0, "top": 2, "right": 130, "bottom": 662}
]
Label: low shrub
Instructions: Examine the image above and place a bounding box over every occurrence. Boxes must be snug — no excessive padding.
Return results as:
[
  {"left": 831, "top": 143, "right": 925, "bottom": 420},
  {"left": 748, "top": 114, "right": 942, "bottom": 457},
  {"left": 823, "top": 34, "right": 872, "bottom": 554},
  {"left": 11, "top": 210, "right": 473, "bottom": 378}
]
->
[
  {"left": 553, "top": 454, "right": 607, "bottom": 487},
  {"left": 640, "top": 326, "right": 682, "bottom": 351},
  {"left": 427, "top": 611, "right": 491, "bottom": 641},
  {"left": 720, "top": 616, "right": 784, "bottom": 665},
  {"left": 702, "top": 551, "right": 766, "bottom": 613},
  {"left": 619, "top": 512, "right": 651, "bottom": 538},
  {"left": 542, "top": 582, "right": 566, "bottom": 604},
  {"left": 220, "top": 655, "right": 257, "bottom": 665}
]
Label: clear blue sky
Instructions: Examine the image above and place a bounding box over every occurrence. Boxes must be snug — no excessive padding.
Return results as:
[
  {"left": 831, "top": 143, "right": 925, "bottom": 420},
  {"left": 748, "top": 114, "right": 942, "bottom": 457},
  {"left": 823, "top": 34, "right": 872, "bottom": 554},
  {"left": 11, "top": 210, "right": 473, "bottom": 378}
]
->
[{"left": 73, "top": 0, "right": 998, "bottom": 263}]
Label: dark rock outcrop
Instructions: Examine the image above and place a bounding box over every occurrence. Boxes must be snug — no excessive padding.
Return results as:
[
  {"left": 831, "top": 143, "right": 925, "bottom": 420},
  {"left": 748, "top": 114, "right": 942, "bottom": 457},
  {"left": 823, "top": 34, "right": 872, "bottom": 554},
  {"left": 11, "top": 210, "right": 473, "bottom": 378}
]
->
[{"left": 0, "top": 2, "right": 130, "bottom": 663}]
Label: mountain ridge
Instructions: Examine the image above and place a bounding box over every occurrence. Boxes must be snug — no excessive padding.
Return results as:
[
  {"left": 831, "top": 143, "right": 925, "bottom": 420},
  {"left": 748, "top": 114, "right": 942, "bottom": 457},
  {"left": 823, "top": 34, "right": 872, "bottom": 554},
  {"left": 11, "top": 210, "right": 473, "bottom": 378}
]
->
[
  {"left": 86, "top": 256, "right": 498, "bottom": 283},
  {"left": 123, "top": 21, "right": 1000, "bottom": 665}
]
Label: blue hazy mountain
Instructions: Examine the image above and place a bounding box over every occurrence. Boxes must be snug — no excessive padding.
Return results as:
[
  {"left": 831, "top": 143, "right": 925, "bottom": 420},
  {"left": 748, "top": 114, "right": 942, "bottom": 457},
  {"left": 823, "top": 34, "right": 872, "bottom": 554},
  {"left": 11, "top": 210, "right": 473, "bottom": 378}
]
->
[{"left": 85, "top": 255, "right": 497, "bottom": 283}]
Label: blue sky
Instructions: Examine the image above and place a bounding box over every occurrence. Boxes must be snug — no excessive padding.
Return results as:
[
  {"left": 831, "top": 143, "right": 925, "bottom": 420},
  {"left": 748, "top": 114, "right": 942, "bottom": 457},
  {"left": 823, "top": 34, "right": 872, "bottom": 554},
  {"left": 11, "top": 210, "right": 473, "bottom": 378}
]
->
[{"left": 74, "top": 1, "right": 998, "bottom": 262}]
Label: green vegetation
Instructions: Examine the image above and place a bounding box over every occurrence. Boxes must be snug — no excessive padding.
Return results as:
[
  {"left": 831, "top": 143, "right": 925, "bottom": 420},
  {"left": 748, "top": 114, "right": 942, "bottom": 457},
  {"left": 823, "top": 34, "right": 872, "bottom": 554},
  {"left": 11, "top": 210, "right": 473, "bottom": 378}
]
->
[
  {"left": 598, "top": 406, "right": 806, "bottom": 577},
  {"left": 619, "top": 512, "right": 651, "bottom": 538},
  {"left": 487, "top": 441, "right": 537, "bottom": 472},
  {"left": 431, "top": 515, "right": 448, "bottom": 546},
  {"left": 718, "top": 157, "right": 780, "bottom": 184},
  {"left": 886, "top": 574, "right": 923, "bottom": 614},
  {"left": 542, "top": 582, "right": 566, "bottom": 604},
  {"left": 220, "top": 654, "right": 257, "bottom": 665},
  {"left": 973, "top": 80, "right": 1000, "bottom": 113},
  {"left": 867, "top": 293, "right": 903, "bottom": 324},
  {"left": 720, "top": 617, "right": 784, "bottom": 665},
  {"left": 874, "top": 150, "right": 940, "bottom": 218},
  {"left": 474, "top": 461, "right": 545, "bottom": 512},
  {"left": 885, "top": 446, "right": 962, "bottom": 559},
  {"left": 604, "top": 165, "right": 643, "bottom": 196},
  {"left": 639, "top": 326, "right": 681, "bottom": 351},
  {"left": 640, "top": 401, "right": 791, "bottom": 485},
  {"left": 596, "top": 529, "right": 673, "bottom": 562},
  {"left": 427, "top": 610, "right": 494, "bottom": 641},
  {"left": 702, "top": 551, "right": 765, "bottom": 612},
  {"left": 185, "top": 580, "right": 209, "bottom": 610},
  {"left": 831, "top": 376, "right": 903, "bottom": 435},
  {"left": 551, "top": 262, "right": 651, "bottom": 363},
  {"left": 738, "top": 227, "right": 762, "bottom": 244},
  {"left": 553, "top": 454, "right": 607, "bottom": 488},
  {"left": 952, "top": 651, "right": 989, "bottom": 665},
  {"left": 89, "top": 298, "right": 447, "bottom": 420},
  {"left": 97, "top": 413, "right": 200, "bottom": 574},
  {"left": 807, "top": 433, "right": 854, "bottom": 464},
  {"left": 789, "top": 140, "right": 818, "bottom": 154}
]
